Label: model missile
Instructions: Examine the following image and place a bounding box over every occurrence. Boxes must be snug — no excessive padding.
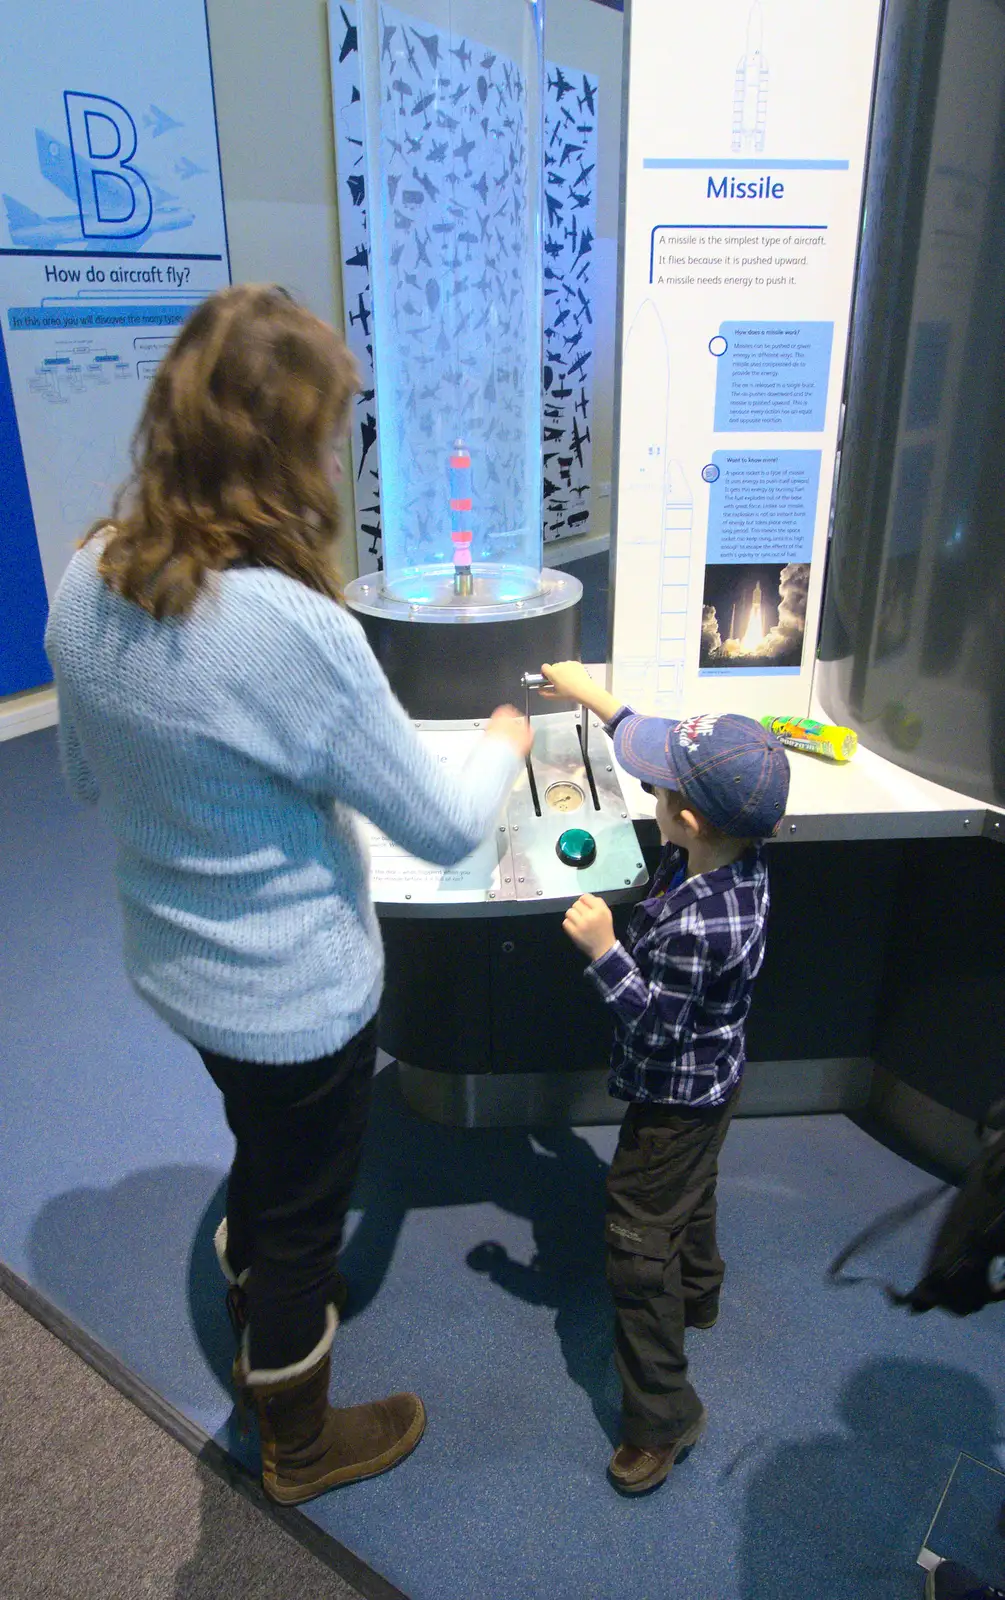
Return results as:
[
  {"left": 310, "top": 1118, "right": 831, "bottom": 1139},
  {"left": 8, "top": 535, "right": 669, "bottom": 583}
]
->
[{"left": 449, "top": 442, "right": 474, "bottom": 596}]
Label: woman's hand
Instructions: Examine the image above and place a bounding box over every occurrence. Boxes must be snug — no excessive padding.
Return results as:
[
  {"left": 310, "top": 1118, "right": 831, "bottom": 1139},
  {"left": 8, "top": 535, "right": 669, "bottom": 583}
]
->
[
  {"left": 540, "top": 662, "right": 621, "bottom": 724},
  {"left": 486, "top": 705, "right": 533, "bottom": 761},
  {"left": 563, "top": 893, "right": 616, "bottom": 962}
]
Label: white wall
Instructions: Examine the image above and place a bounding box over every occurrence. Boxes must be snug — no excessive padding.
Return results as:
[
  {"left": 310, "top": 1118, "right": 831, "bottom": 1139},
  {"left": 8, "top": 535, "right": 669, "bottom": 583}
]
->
[{"left": 205, "top": 0, "right": 360, "bottom": 578}]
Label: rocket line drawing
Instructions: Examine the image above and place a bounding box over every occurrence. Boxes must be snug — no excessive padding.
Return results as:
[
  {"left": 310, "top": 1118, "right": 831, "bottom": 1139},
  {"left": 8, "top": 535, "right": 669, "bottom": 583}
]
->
[
  {"left": 614, "top": 297, "right": 692, "bottom": 709},
  {"left": 732, "top": 0, "right": 769, "bottom": 155}
]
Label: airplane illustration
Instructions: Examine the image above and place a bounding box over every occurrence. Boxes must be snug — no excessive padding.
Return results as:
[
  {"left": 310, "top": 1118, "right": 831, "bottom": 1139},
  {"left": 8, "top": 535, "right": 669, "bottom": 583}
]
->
[
  {"left": 410, "top": 28, "right": 439, "bottom": 68},
  {"left": 335, "top": 6, "right": 356, "bottom": 64},
  {"left": 3, "top": 126, "right": 194, "bottom": 252},
  {"left": 174, "top": 157, "right": 208, "bottom": 181},
  {"left": 144, "top": 104, "right": 183, "bottom": 138}
]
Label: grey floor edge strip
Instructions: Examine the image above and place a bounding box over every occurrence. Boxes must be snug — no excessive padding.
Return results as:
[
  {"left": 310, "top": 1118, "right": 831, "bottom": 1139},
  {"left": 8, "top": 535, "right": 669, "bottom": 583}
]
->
[{"left": 0, "top": 1259, "right": 410, "bottom": 1600}]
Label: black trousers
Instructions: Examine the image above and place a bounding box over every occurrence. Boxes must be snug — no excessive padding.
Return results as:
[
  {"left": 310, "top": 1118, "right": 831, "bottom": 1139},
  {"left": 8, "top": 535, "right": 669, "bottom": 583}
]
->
[
  {"left": 197, "top": 1019, "right": 378, "bottom": 1370},
  {"left": 605, "top": 1090, "right": 738, "bottom": 1448}
]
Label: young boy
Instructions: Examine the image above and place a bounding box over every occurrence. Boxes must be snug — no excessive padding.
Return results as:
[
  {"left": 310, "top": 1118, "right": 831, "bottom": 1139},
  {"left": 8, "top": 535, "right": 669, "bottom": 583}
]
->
[{"left": 541, "top": 662, "right": 790, "bottom": 1495}]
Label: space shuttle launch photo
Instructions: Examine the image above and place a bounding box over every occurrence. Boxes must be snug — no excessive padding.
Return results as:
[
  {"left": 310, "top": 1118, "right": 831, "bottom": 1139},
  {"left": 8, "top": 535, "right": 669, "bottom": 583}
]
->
[
  {"left": 700, "top": 562, "right": 810, "bottom": 672},
  {"left": 741, "top": 578, "right": 764, "bottom": 650}
]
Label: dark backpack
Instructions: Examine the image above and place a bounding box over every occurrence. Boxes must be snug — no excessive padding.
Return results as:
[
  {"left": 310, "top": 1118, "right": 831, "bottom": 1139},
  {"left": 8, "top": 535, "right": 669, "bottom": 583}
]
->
[{"left": 828, "top": 1099, "right": 1005, "bottom": 1317}]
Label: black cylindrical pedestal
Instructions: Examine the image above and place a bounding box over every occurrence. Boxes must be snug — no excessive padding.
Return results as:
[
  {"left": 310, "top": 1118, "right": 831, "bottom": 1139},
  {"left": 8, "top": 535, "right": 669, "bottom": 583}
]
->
[{"left": 344, "top": 571, "right": 581, "bottom": 719}]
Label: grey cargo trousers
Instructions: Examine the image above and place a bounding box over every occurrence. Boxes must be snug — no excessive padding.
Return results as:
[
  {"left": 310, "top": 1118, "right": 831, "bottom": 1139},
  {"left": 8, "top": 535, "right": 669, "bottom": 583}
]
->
[{"left": 605, "top": 1089, "right": 738, "bottom": 1447}]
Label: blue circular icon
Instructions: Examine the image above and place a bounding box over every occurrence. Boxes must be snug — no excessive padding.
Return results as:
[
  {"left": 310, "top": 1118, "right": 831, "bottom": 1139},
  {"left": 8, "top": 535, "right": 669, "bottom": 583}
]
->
[
  {"left": 708, "top": 335, "right": 728, "bottom": 357},
  {"left": 702, "top": 464, "right": 720, "bottom": 484}
]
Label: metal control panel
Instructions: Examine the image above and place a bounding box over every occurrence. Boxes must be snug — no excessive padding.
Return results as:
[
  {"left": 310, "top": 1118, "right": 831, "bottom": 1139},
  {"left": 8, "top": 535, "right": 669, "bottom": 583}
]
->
[
  {"left": 506, "top": 714, "right": 646, "bottom": 904},
  {"left": 362, "top": 711, "right": 648, "bottom": 917}
]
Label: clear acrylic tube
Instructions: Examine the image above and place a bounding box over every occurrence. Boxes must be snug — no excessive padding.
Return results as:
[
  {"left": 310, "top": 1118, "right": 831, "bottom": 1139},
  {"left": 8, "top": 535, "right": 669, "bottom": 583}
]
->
[{"left": 358, "top": 0, "right": 545, "bottom": 609}]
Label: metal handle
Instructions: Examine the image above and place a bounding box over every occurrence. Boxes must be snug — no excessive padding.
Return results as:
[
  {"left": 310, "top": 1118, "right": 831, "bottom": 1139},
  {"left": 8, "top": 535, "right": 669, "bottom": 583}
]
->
[
  {"left": 520, "top": 671, "right": 547, "bottom": 723},
  {"left": 521, "top": 670, "right": 590, "bottom": 768}
]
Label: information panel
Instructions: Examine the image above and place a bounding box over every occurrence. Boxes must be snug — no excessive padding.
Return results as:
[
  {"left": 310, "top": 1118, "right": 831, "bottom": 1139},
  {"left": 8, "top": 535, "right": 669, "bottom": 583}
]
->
[
  {"left": 610, "top": 0, "right": 880, "bottom": 719},
  {"left": 360, "top": 730, "right": 510, "bottom": 907},
  {"left": 0, "top": 0, "right": 230, "bottom": 696}
]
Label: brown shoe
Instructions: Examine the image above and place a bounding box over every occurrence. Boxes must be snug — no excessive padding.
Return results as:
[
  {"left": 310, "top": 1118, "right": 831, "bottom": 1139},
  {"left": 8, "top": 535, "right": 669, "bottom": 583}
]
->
[
  {"left": 684, "top": 1296, "right": 719, "bottom": 1330},
  {"left": 214, "top": 1220, "right": 347, "bottom": 1340},
  {"left": 235, "top": 1308, "right": 426, "bottom": 1505},
  {"left": 608, "top": 1408, "right": 708, "bottom": 1494}
]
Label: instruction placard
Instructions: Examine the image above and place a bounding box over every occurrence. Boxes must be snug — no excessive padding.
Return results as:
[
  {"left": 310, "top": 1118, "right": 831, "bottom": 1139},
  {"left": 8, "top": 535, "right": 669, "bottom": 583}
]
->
[
  {"left": 610, "top": 0, "right": 880, "bottom": 717},
  {"left": 0, "top": 0, "right": 230, "bottom": 695}
]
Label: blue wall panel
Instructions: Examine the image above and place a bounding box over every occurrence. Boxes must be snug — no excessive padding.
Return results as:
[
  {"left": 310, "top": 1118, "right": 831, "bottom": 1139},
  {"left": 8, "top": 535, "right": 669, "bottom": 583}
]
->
[{"left": 0, "top": 329, "right": 52, "bottom": 696}]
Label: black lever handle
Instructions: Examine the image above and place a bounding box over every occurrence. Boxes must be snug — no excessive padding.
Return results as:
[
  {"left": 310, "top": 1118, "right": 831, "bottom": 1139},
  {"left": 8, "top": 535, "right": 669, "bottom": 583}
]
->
[
  {"left": 519, "top": 670, "right": 591, "bottom": 773},
  {"left": 519, "top": 671, "right": 547, "bottom": 724}
]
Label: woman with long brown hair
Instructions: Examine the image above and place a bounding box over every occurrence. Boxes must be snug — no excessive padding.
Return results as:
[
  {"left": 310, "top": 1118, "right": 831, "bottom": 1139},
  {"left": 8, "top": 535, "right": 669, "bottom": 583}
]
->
[{"left": 44, "top": 284, "right": 531, "bottom": 1504}]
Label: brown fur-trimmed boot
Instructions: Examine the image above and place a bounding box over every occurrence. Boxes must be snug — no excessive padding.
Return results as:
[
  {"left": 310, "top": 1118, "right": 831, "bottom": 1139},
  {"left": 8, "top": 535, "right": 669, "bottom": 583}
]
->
[
  {"left": 235, "top": 1307, "right": 426, "bottom": 1505},
  {"left": 214, "top": 1220, "right": 348, "bottom": 1340}
]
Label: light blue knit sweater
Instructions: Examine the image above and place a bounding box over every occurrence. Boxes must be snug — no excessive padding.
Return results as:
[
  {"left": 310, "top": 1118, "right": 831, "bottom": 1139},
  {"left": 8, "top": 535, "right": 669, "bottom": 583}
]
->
[{"left": 44, "top": 542, "right": 521, "bottom": 1064}]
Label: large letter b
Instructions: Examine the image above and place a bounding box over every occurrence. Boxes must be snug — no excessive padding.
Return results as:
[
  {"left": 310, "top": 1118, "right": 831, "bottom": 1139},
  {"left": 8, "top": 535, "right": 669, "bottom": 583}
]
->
[{"left": 64, "top": 92, "right": 153, "bottom": 240}]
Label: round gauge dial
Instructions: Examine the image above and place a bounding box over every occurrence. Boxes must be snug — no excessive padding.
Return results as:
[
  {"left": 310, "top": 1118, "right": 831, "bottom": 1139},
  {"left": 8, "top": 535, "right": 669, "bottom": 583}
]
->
[{"left": 545, "top": 781, "right": 585, "bottom": 814}]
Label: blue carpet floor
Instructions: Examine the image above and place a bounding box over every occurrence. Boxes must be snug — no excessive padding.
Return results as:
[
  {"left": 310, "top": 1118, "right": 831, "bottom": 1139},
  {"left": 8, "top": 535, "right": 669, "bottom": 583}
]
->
[
  {"left": 926, "top": 1454, "right": 1005, "bottom": 1579},
  {"left": 3, "top": 727, "right": 1005, "bottom": 1599}
]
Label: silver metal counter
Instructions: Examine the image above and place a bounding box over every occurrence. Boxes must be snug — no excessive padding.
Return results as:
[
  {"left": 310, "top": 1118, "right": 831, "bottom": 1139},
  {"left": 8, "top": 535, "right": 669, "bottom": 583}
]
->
[
  {"left": 604, "top": 672, "right": 1004, "bottom": 845},
  {"left": 363, "top": 710, "right": 647, "bottom": 916},
  {"left": 368, "top": 671, "right": 1002, "bottom": 1133}
]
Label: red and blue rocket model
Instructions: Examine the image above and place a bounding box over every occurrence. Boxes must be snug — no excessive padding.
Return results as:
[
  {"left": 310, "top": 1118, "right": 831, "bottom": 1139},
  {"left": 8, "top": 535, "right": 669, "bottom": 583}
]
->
[{"left": 449, "top": 441, "right": 474, "bottom": 596}]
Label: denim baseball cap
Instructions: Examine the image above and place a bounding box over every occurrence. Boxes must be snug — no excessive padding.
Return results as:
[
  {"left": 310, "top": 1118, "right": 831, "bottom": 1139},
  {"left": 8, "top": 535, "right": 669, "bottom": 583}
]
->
[{"left": 614, "top": 711, "right": 790, "bottom": 837}]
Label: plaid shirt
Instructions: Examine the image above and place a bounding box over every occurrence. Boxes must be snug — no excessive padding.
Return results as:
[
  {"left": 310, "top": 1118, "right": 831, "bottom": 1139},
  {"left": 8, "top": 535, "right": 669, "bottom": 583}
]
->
[{"left": 587, "top": 842, "right": 770, "bottom": 1108}]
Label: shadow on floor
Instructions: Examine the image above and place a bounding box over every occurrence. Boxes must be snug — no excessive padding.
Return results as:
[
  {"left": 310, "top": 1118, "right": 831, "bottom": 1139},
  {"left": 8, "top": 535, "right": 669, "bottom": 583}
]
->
[
  {"left": 737, "top": 1357, "right": 1003, "bottom": 1599},
  {"left": 188, "top": 1174, "right": 242, "bottom": 1387},
  {"left": 26, "top": 1068, "right": 620, "bottom": 1449},
  {"left": 23, "top": 1076, "right": 1005, "bottom": 1598},
  {"left": 185, "top": 1066, "right": 620, "bottom": 1446},
  {"left": 344, "top": 1070, "right": 620, "bottom": 1444},
  {"left": 26, "top": 1163, "right": 234, "bottom": 1407}
]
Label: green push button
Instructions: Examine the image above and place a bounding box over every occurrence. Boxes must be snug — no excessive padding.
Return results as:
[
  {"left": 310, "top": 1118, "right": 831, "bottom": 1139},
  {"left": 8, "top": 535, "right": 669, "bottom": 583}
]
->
[{"left": 556, "top": 827, "right": 597, "bottom": 868}]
